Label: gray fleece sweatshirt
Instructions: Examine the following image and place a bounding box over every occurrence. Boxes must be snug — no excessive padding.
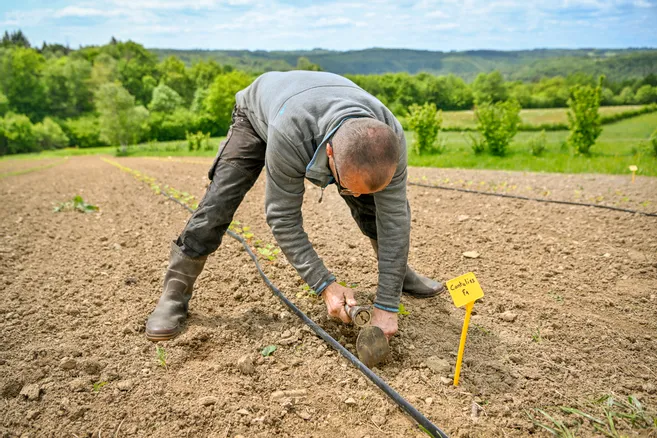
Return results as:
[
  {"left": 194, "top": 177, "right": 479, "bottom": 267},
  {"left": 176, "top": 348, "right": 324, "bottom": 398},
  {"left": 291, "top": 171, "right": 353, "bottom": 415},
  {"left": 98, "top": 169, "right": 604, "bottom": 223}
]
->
[{"left": 235, "top": 71, "right": 410, "bottom": 311}]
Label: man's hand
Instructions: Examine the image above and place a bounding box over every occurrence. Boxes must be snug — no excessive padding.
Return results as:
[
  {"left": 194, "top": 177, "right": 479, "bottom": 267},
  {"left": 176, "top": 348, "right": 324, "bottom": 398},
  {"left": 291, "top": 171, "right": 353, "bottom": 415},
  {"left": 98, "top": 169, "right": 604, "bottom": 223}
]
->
[
  {"left": 322, "top": 282, "right": 357, "bottom": 323},
  {"left": 371, "top": 307, "right": 398, "bottom": 339}
]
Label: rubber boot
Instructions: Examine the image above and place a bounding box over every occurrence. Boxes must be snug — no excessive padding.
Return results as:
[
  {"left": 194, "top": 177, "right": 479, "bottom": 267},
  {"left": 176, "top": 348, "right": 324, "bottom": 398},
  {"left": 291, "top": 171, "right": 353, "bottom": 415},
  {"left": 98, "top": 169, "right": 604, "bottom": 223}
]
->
[
  {"left": 145, "top": 242, "right": 207, "bottom": 341},
  {"left": 369, "top": 239, "right": 445, "bottom": 298}
]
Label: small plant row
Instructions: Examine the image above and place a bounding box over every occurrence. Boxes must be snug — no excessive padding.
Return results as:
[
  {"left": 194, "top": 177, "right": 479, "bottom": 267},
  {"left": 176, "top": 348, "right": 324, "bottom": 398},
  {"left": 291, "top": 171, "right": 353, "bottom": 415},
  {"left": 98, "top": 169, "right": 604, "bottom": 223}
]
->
[
  {"left": 0, "top": 157, "right": 67, "bottom": 179},
  {"left": 437, "top": 103, "right": 657, "bottom": 132},
  {"left": 101, "top": 157, "right": 284, "bottom": 263}
]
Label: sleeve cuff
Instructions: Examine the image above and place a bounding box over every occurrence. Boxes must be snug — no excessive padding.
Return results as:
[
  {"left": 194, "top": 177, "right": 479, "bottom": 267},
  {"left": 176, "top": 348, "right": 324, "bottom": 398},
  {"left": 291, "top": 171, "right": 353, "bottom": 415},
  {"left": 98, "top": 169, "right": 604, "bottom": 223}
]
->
[
  {"left": 373, "top": 303, "right": 400, "bottom": 313},
  {"left": 314, "top": 274, "right": 336, "bottom": 295}
]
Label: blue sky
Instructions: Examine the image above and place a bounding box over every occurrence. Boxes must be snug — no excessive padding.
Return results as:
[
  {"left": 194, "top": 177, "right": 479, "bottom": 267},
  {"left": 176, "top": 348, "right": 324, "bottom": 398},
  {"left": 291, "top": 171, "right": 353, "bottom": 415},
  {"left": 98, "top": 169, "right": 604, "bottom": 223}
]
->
[{"left": 1, "top": 0, "right": 656, "bottom": 51}]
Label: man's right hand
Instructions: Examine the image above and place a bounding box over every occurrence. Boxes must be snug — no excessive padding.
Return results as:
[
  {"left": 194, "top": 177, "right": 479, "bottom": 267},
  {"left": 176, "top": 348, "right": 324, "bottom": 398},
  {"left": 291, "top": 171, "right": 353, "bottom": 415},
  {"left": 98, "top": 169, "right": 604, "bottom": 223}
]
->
[{"left": 322, "top": 282, "right": 357, "bottom": 323}]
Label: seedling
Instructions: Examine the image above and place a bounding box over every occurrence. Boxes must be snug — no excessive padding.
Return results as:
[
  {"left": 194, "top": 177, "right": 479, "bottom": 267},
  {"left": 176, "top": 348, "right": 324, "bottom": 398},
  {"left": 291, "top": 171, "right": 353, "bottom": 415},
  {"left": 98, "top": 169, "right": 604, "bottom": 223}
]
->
[
  {"left": 398, "top": 303, "right": 410, "bottom": 316},
  {"left": 257, "top": 243, "right": 281, "bottom": 261},
  {"left": 529, "top": 408, "right": 579, "bottom": 437},
  {"left": 528, "top": 395, "right": 656, "bottom": 437},
  {"left": 53, "top": 195, "right": 99, "bottom": 213},
  {"left": 155, "top": 345, "right": 168, "bottom": 369},
  {"left": 92, "top": 381, "right": 108, "bottom": 392},
  {"left": 261, "top": 345, "right": 277, "bottom": 357},
  {"left": 531, "top": 325, "right": 543, "bottom": 343}
]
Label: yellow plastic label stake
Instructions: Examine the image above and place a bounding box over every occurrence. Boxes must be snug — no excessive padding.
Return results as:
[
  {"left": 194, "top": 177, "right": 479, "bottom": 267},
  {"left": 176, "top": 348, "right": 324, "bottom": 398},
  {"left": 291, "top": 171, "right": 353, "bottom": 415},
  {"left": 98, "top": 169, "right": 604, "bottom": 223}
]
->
[
  {"left": 447, "top": 272, "right": 484, "bottom": 308},
  {"left": 446, "top": 272, "right": 485, "bottom": 386}
]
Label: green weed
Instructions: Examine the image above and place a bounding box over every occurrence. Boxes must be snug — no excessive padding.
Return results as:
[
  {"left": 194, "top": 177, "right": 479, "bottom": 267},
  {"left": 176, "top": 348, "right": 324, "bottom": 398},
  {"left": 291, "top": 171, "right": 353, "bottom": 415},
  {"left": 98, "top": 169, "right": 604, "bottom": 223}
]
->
[
  {"left": 531, "top": 325, "right": 542, "bottom": 343},
  {"left": 529, "top": 395, "right": 656, "bottom": 437},
  {"left": 92, "top": 381, "right": 108, "bottom": 392},
  {"left": 54, "top": 195, "right": 99, "bottom": 213},
  {"left": 261, "top": 345, "right": 277, "bottom": 357},
  {"left": 398, "top": 303, "right": 410, "bottom": 316},
  {"left": 155, "top": 345, "right": 168, "bottom": 369}
]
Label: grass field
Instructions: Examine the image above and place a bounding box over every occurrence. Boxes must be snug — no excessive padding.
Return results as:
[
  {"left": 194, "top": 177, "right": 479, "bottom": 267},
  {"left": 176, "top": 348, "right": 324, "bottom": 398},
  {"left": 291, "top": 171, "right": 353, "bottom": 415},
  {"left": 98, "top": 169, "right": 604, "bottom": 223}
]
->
[
  {"left": 442, "top": 105, "right": 645, "bottom": 129},
  {"left": 2, "top": 111, "right": 656, "bottom": 176},
  {"left": 410, "top": 111, "right": 657, "bottom": 176}
]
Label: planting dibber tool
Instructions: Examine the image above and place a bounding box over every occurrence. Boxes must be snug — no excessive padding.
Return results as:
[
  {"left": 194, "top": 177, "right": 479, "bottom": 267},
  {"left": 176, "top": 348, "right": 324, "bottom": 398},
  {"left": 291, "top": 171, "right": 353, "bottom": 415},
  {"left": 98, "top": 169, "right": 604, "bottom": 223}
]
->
[{"left": 344, "top": 304, "right": 372, "bottom": 327}]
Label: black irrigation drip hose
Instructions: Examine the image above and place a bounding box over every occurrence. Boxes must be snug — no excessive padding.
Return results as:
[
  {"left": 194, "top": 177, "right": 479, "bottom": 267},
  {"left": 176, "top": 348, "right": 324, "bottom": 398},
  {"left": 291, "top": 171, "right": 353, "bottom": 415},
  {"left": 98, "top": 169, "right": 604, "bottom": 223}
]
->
[
  {"left": 408, "top": 181, "right": 657, "bottom": 217},
  {"left": 161, "top": 192, "right": 450, "bottom": 438}
]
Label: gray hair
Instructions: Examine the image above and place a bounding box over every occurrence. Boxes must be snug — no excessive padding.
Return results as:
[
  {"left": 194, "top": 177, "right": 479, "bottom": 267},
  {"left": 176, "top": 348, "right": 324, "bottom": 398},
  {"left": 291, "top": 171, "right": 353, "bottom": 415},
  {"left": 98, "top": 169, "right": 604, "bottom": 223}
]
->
[{"left": 332, "top": 118, "right": 400, "bottom": 190}]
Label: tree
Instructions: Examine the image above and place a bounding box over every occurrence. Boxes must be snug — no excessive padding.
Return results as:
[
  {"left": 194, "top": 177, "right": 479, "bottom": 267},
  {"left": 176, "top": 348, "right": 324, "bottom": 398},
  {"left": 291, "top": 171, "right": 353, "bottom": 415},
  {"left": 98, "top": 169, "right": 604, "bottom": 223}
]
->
[
  {"left": 407, "top": 102, "right": 443, "bottom": 155},
  {"left": 296, "top": 57, "right": 321, "bottom": 71},
  {"left": 1, "top": 30, "right": 30, "bottom": 48},
  {"left": 0, "top": 47, "right": 47, "bottom": 120},
  {"left": 201, "top": 71, "right": 253, "bottom": 136},
  {"left": 567, "top": 77, "right": 603, "bottom": 155},
  {"left": 158, "top": 56, "right": 194, "bottom": 104},
  {"left": 42, "top": 56, "right": 94, "bottom": 118},
  {"left": 635, "top": 85, "right": 657, "bottom": 104},
  {"left": 95, "top": 83, "right": 149, "bottom": 146},
  {"left": 190, "top": 60, "right": 223, "bottom": 89},
  {"left": 0, "top": 92, "right": 8, "bottom": 116},
  {"left": 473, "top": 99, "right": 521, "bottom": 156},
  {"left": 89, "top": 53, "right": 118, "bottom": 89},
  {"left": 33, "top": 117, "right": 69, "bottom": 149},
  {"left": 472, "top": 71, "right": 508, "bottom": 104},
  {"left": 103, "top": 40, "right": 159, "bottom": 105},
  {"left": 148, "top": 83, "right": 184, "bottom": 113}
]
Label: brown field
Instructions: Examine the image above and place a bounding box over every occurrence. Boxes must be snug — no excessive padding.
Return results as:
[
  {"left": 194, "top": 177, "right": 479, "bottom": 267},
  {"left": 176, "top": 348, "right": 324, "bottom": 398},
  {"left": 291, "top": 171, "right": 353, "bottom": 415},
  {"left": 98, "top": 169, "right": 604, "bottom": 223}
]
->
[{"left": 1, "top": 156, "right": 656, "bottom": 437}]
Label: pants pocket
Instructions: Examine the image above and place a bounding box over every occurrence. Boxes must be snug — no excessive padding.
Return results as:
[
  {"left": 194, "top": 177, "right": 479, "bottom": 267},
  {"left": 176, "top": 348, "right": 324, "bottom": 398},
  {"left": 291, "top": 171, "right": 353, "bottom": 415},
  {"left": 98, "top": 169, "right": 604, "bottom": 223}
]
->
[{"left": 208, "top": 126, "right": 233, "bottom": 181}]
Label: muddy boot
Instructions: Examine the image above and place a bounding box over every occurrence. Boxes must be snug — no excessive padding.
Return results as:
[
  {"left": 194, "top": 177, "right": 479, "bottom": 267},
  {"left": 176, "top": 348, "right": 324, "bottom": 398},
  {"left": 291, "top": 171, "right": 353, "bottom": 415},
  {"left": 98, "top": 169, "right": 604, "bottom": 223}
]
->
[
  {"left": 369, "top": 239, "right": 445, "bottom": 298},
  {"left": 145, "top": 242, "right": 207, "bottom": 341}
]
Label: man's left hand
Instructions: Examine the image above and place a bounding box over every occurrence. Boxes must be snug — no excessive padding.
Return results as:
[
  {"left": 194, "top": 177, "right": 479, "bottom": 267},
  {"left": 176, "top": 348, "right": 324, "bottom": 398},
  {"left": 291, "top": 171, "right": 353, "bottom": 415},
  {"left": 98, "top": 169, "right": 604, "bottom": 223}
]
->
[{"left": 371, "top": 307, "right": 398, "bottom": 339}]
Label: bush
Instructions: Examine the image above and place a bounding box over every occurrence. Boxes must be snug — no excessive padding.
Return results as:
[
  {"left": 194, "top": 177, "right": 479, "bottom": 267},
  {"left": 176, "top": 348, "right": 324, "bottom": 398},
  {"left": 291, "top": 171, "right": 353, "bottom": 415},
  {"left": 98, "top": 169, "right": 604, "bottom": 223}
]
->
[
  {"left": 0, "top": 112, "right": 37, "bottom": 155},
  {"left": 567, "top": 77, "right": 603, "bottom": 155},
  {"left": 0, "top": 92, "right": 9, "bottom": 116},
  {"left": 33, "top": 117, "right": 69, "bottom": 149},
  {"left": 202, "top": 71, "right": 253, "bottom": 136},
  {"left": 148, "top": 83, "right": 184, "bottom": 113},
  {"left": 474, "top": 100, "right": 521, "bottom": 156},
  {"left": 186, "top": 131, "right": 211, "bottom": 151},
  {"left": 149, "top": 108, "right": 197, "bottom": 142},
  {"left": 65, "top": 115, "right": 104, "bottom": 148},
  {"left": 407, "top": 102, "right": 443, "bottom": 155},
  {"left": 529, "top": 130, "right": 547, "bottom": 156},
  {"left": 651, "top": 127, "right": 657, "bottom": 157}
]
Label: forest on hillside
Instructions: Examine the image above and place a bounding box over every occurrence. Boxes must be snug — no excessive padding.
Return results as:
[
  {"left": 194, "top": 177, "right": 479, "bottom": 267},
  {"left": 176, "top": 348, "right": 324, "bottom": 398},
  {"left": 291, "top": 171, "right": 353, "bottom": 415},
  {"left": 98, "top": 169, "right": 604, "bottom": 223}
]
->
[{"left": 1, "top": 30, "right": 656, "bottom": 155}]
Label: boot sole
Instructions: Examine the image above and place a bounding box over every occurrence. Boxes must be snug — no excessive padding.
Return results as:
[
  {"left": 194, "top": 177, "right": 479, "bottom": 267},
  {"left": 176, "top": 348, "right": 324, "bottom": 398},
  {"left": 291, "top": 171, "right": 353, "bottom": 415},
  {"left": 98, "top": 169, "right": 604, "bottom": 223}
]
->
[
  {"left": 402, "top": 284, "right": 446, "bottom": 299},
  {"left": 145, "top": 328, "right": 182, "bottom": 342}
]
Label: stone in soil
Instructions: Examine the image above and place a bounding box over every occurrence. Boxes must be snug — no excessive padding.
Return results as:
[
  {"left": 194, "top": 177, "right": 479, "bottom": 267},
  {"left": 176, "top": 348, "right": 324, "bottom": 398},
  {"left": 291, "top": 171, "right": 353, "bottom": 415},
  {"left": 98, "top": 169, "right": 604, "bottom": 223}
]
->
[
  {"left": 236, "top": 355, "right": 255, "bottom": 375},
  {"left": 20, "top": 384, "right": 41, "bottom": 401},
  {"left": 198, "top": 396, "right": 219, "bottom": 406},
  {"left": 425, "top": 356, "right": 451, "bottom": 374},
  {"left": 499, "top": 311, "right": 518, "bottom": 322},
  {"left": 463, "top": 251, "right": 480, "bottom": 259}
]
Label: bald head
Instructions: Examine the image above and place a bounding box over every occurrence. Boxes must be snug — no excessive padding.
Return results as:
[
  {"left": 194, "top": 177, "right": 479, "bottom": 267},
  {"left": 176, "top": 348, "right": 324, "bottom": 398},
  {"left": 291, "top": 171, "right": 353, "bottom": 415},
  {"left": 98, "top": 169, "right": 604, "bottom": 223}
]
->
[{"left": 331, "top": 118, "right": 400, "bottom": 192}]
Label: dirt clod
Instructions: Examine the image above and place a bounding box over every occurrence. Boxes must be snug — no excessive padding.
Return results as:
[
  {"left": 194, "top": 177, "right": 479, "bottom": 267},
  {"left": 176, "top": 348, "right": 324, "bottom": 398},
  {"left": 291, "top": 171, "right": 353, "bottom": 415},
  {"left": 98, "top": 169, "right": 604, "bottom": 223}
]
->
[
  {"left": 344, "top": 397, "right": 357, "bottom": 405},
  {"left": 237, "top": 355, "right": 255, "bottom": 375},
  {"left": 20, "top": 384, "right": 40, "bottom": 401},
  {"left": 199, "top": 396, "right": 219, "bottom": 406},
  {"left": 425, "top": 356, "right": 451, "bottom": 374},
  {"left": 463, "top": 251, "right": 480, "bottom": 259},
  {"left": 60, "top": 358, "right": 77, "bottom": 370},
  {"left": 499, "top": 311, "right": 518, "bottom": 322}
]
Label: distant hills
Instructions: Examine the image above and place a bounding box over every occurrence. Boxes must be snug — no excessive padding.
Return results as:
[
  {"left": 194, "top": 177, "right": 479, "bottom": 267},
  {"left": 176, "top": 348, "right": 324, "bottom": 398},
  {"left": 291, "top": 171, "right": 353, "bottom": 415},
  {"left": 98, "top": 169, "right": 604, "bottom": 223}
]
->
[{"left": 150, "top": 47, "right": 657, "bottom": 81}]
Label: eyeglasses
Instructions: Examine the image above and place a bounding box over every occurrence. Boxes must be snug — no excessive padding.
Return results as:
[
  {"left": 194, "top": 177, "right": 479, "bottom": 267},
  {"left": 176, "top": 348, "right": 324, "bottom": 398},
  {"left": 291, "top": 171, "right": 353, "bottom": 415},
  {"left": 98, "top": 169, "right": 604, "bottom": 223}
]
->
[{"left": 328, "top": 139, "right": 357, "bottom": 196}]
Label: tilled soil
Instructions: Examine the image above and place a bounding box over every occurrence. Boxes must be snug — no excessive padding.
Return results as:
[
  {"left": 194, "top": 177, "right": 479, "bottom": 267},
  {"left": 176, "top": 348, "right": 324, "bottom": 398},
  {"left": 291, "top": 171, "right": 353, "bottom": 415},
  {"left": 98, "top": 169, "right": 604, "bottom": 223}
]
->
[{"left": 1, "top": 156, "right": 656, "bottom": 438}]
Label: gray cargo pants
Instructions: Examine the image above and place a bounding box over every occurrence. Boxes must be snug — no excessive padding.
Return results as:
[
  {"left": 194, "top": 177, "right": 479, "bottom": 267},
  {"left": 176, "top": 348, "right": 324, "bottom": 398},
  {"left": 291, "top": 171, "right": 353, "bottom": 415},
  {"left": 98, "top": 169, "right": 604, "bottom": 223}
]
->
[{"left": 176, "top": 106, "right": 379, "bottom": 259}]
